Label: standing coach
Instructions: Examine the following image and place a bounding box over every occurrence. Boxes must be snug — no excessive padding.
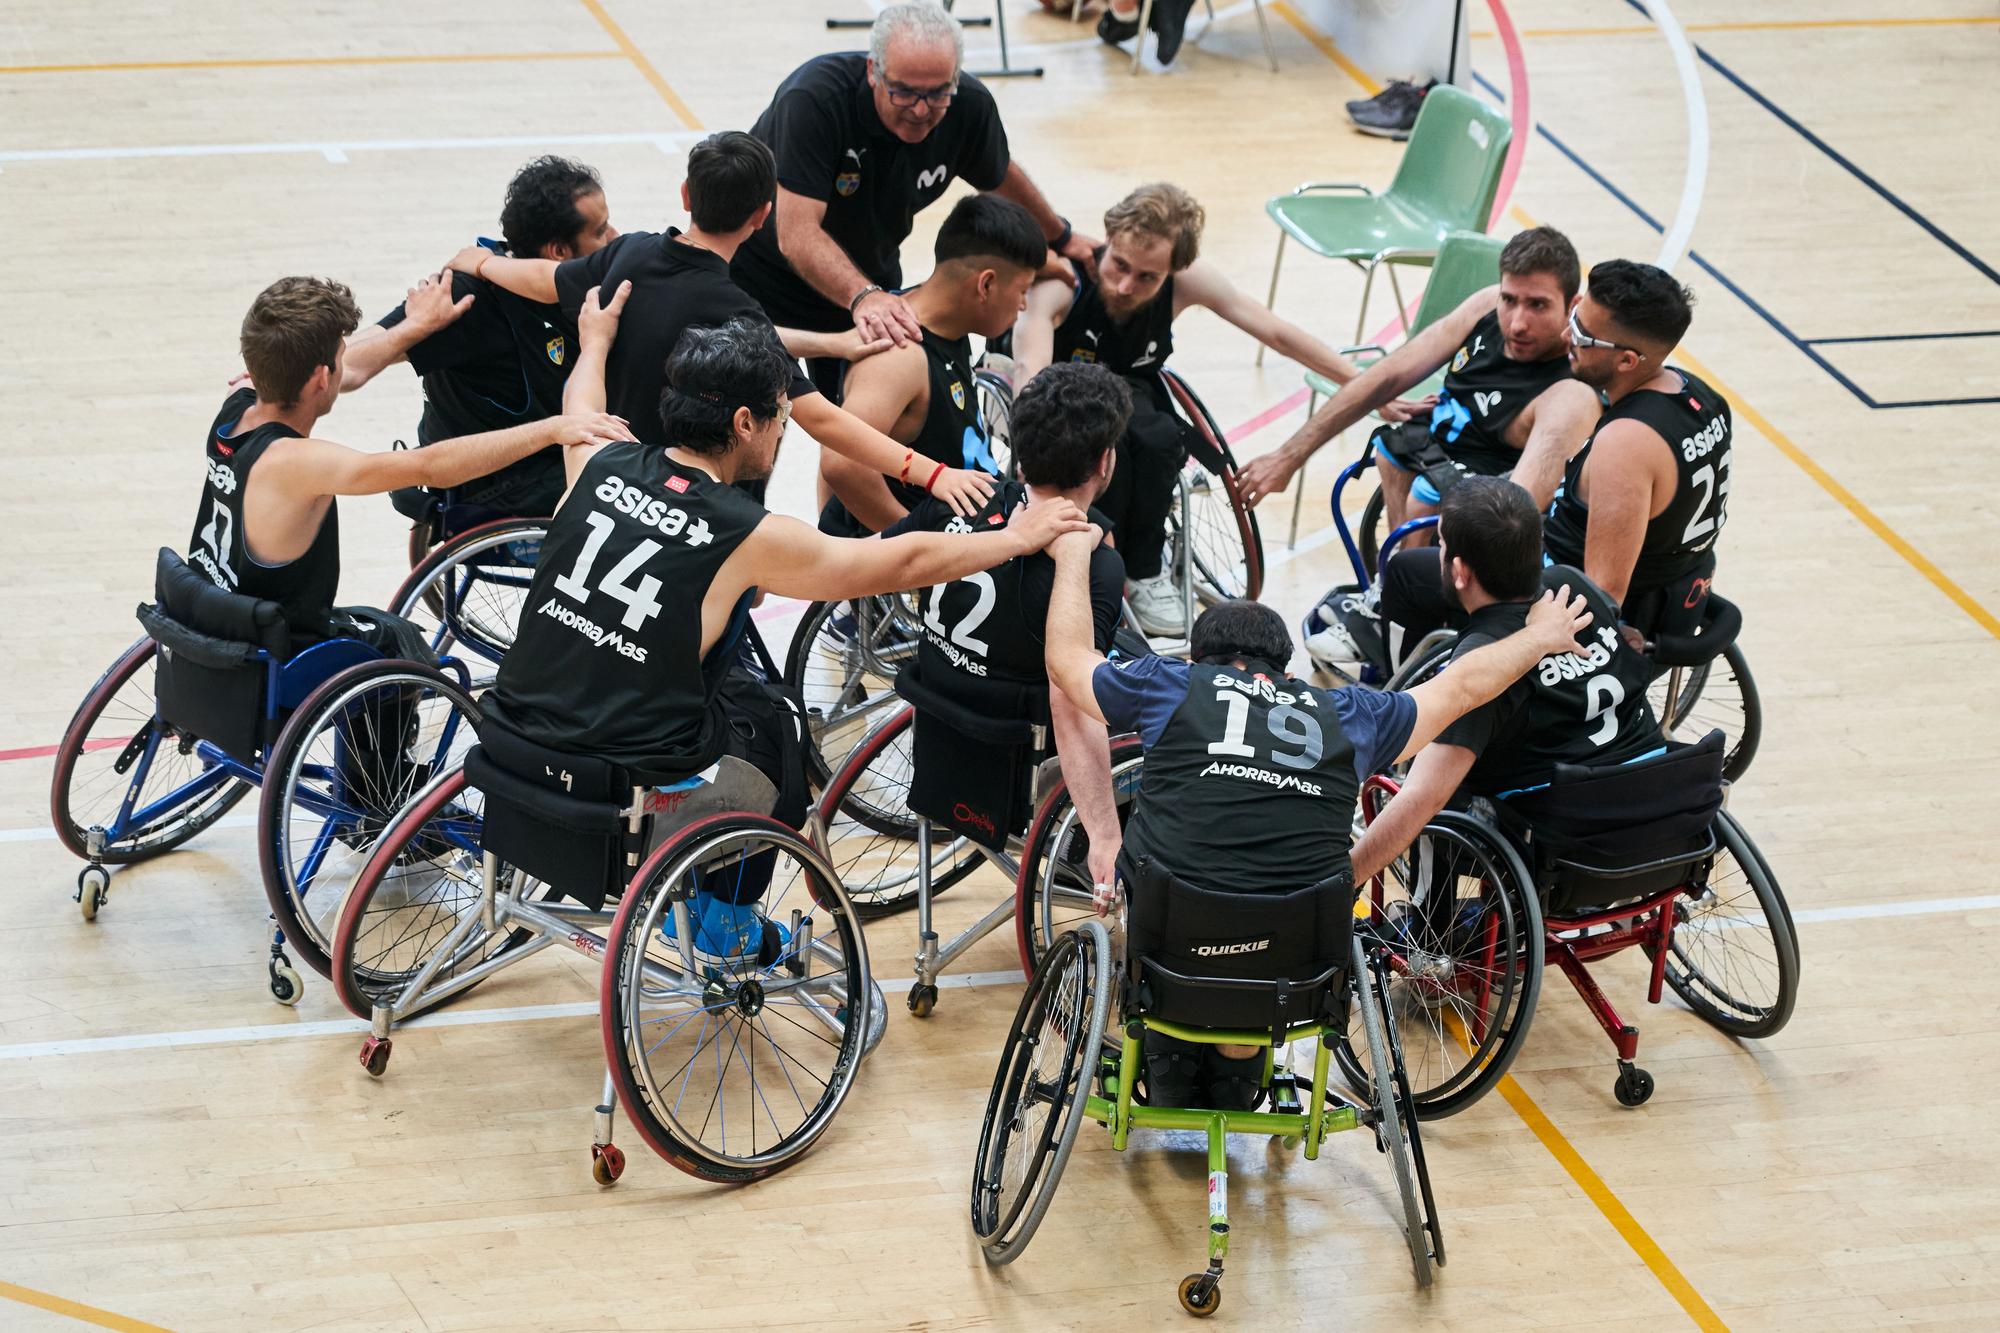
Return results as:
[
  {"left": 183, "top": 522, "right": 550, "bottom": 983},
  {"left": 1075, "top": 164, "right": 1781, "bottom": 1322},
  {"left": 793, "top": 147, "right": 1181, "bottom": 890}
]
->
[{"left": 732, "top": 0, "right": 1097, "bottom": 396}]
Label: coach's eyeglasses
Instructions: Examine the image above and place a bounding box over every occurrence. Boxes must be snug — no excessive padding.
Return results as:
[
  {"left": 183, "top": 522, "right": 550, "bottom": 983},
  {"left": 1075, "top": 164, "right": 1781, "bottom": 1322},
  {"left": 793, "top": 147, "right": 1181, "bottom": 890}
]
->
[
  {"left": 1568, "top": 307, "right": 1646, "bottom": 361},
  {"left": 883, "top": 78, "right": 958, "bottom": 109}
]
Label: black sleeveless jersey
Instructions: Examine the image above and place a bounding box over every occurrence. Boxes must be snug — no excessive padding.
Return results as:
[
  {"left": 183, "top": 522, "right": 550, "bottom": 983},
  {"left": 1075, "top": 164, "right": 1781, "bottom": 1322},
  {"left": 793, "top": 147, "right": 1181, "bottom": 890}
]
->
[
  {"left": 481, "top": 444, "right": 769, "bottom": 780},
  {"left": 187, "top": 388, "right": 341, "bottom": 643},
  {"left": 892, "top": 327, "right": 997, "bottom": 508},
  {"left": 1438, "top": 566, "right": 1662, "bottom": 797},
  {"left": 1050, "top": 251, "right": 1174, "bottom": 376},
  {"left": 892, "top": 482, "right": 1125, "bottom": 686},
  {"left": 1124, "top": 663, "right": 1359, "bottom": 894},
  {"left": 1543, "top": 368, "right": 1732, "bottom": 599},
  {"left": 1427, "top": 311, "right": 1573, "bottom": 476}
]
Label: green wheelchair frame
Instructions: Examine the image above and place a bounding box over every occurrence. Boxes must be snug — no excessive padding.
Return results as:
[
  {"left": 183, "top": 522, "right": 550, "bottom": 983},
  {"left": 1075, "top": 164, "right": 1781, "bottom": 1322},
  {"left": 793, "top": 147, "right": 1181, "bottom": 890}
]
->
[{"left": 972, "top": 918, "right": 1442, "bottom": 1317}]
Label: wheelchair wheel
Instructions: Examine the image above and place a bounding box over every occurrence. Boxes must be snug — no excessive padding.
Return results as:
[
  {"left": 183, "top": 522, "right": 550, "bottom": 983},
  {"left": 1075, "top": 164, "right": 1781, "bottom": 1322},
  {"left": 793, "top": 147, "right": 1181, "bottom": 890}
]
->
[
  {"left": 388, "top": 517, "right": 544, "bottom": 688},
  {"left": 975, "top": 368, "right": 1016, "bottom": 480},
  {"left": 602, "top": 813, "right": 870, "bottom": 1183},
  {"left": 329, "top": 766, "right": 520, "bottom": 1019},
  {"left": 811, "top": 705, "right": 983, "bottom": 917},
  {"left": 1338, "top": 810, "right": 1542, "bottom": 1119},
  {"left": 1013, "top": 738, "right": 1145, "bottom": 972},
  {"left": 1161, "top": 370, "right": 1263, "bottom": 604},
  {"left": 1650, "top": 641, "right": 1761, "bottom": 782},
  {"left": 51, "top": 638, "right": 252, "bottom": 864},
  {"left": 259, "top": 660, "right": 481, "bottom": 978},
  {"left": 1357, "top": 484, "right": 1386, "bottom": 579},
  {"left": 1353, "top": 934, "right": 1435, "bottom": 1289},
  {"left": 786, "top": 593, "right": 922, "bottom": 789},
  {"left": 972, "top": 919, "right": 1112, "bottom": 1264},
  {"left": 1653, "top": 809, "right": 1799, "bottom": 1038}
]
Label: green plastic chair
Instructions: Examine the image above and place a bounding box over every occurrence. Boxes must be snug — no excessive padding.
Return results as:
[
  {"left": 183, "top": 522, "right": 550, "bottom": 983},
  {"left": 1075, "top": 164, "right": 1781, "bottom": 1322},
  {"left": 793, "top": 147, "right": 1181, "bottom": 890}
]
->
[
  {"left": 1262, "top": 84, "right": 1512, "bottom": 352},
  {"left": 1286, "top": 229, "right": 1505, "bottom": 545}
]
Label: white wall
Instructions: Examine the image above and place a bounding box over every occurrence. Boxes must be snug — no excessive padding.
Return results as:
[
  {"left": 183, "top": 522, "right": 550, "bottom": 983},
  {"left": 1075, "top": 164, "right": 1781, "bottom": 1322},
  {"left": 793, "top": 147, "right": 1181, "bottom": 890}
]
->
[{"left": 1291, "top": 0, "right": 1473, "bottom": 89}]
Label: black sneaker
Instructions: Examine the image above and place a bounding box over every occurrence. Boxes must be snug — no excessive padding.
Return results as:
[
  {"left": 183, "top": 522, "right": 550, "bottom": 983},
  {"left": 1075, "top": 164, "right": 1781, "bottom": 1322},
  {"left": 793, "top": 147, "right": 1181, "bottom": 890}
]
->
[
  {"left": 1097, "top": 8, "right": 1140, "bottom": 46},
  {"left": 1346, "top": 79, "right": 1436, "bottom": 140},
  {"left": 1152, "top": 0, "right": 1198, "bottom": 65}
]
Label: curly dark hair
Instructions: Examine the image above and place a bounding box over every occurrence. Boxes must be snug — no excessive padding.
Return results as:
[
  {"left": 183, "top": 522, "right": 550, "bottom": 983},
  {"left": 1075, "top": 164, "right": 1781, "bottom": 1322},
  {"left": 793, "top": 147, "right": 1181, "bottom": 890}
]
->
[
  {"left": 1010, "top": 363, "right": 1131, "bottom": 490},
  {"left": 499, "top": 156, "right": 604, "bottom": 258},
  {"left": 657, "top": 316, "right": 796, "bottom": 454},
  {"left": 1190, "top": 599, "right": 1293, "bottom": 668}
]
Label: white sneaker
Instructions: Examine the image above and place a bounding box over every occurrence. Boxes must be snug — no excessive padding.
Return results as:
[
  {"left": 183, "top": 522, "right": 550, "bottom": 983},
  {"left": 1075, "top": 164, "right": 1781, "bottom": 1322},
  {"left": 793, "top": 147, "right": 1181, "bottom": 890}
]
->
[
  {"left": 1302, "top": 584, "right": 1384, "bottom": 676},
  {"left": 1125, "top": 573, "right": 1189, "bottom": 638}
]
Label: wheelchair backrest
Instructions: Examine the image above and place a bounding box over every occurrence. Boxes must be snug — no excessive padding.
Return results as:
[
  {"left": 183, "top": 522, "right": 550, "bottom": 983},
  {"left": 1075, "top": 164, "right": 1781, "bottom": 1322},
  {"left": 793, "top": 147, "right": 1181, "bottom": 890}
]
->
[
  {"left": 1123, "top": 855, "right": 1351, "bottom": 1035},
  {"left": 895, "top": 661, "right": 1050, "bottom": 852},
  {"left": 466, "top": 718, "right": 645, "bottom": 912},
  {"left": 1501, "top": 730, "right": 1726, "bottom": 914},
  {"left": 142, "top": 548, "right": 291, "bottom": 764}
]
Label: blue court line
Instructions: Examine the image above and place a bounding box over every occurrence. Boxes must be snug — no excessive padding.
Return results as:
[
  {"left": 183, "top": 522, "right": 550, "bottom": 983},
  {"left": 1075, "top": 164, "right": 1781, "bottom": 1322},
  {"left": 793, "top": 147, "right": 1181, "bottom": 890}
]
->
[
  {"left": 1805, "top": 330, "right": 2000, "bottom": 346},
  {"left": 1623, "top": 0, "right": 2000, "bottom": 290},
  {"left": 1470, "top": 68, "right": 2000, "bottom": 411}
]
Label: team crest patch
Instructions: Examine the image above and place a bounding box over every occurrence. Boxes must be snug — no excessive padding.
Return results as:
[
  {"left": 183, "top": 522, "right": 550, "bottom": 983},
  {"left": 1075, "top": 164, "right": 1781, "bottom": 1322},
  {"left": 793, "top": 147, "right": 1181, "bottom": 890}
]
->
[
  {"left": 835, "top": 171, "right": 861, "bottom": 197},
  {"left": 546, "top": 336, "right": 566, "bottom": 367},
  {"left": 1068, "top": 349, "right": 1097, "bottom": 364},
  {"left": 949, "top": 380, "right": 965, "bottom": 410},
  {"left": 1450, "top": 346, "right": 1470, "bottom": 373}
]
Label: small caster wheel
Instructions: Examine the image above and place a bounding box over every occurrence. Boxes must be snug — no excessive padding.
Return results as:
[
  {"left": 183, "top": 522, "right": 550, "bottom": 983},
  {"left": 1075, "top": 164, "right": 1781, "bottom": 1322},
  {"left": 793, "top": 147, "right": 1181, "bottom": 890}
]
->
[
  {"left": 359, "top": 1035, "right": 393, "bottom": 1078},
  {"left": 1614, "top": 1064, "right": 1654, "bottom": 1107},
  {"left": 268, "top": 959, "right": 303, "bottom": 1007},
  {"left": 1177, "top": 1273, "right": 1222, "bottom": 1317},
  {"left": 907, "top": 982, "right": 938, "bottom": 1018},
  {"left": 77, "top": 865, "right": 109, "bottom": 921},
  {"left": 592, "top": 1142, "right": 626, "bottom": 1186}
]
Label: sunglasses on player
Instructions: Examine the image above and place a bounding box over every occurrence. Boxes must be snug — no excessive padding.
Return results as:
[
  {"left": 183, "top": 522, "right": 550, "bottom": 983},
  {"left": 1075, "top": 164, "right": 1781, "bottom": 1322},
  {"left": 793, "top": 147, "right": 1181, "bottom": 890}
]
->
[{"left": 1568, "top": 307, "right": 1647, "bottom": 361}]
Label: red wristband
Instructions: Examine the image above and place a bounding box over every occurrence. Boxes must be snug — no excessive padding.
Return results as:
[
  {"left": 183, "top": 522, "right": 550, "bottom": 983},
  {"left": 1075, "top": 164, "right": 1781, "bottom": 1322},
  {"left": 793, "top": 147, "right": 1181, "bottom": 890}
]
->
[{"left": 924, "top": 460, "right": 947, "bottom": 494}]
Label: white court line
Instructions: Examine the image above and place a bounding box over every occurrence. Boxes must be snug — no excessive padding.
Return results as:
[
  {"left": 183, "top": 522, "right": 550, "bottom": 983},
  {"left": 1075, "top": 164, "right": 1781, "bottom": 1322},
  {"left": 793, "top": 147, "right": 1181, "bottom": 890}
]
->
[
  {"left": 5, "top": 891, "right": 1999, "bottom": 1064},
  {"left": 0, "top": 813, "right": 255, "bottom": 845},
  {"left": 0, "top": 129, "right": 705, "bottom": 166},
  {"left": 1262, "top": 516, "right": 1347, "bottom": 571},
  {"left": 0, "top": 967, "right": 1027, "bottom": 1062}
]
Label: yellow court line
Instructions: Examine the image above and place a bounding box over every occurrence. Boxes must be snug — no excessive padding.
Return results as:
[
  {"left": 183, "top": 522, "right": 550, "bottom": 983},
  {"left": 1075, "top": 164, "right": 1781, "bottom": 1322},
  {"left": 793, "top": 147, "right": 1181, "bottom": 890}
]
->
[
  {"left": 1269, "top": 2, "right": 1381, "bottom": 97},
  {"left": 0, "top": 51, "right": 622, "bottom": 76},
  {"left": 0, "top": 1279, "right": 174, "bottom": 1333},
  {"left": 1473, "top": 15, "right": 2000, "bottom": 38},
  {"left": 1490, "top": 1073, "right": 1731, "bottom": 1331},
  {"left": 577, "top": 0, "right": 703, "bottom": 131}
]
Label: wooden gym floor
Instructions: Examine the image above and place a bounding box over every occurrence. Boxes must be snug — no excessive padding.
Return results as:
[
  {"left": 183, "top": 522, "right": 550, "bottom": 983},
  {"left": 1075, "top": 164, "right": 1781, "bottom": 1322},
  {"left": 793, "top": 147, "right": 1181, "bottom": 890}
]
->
[{"left": 2, "top": 1, "right": 1997, "bottom": 1328}]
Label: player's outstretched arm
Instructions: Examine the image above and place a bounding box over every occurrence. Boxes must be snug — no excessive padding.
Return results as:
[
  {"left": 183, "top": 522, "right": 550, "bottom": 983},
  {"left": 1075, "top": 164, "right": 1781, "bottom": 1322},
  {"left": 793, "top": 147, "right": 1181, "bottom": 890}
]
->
[
  {"left": 1507, "top": 379, "right": 1600, "bottom": 510},
  {"left": 791, "top": 392, "right": 994, "bottom": 519},
  {"left": 340, "top": 272, "right": 473, "bottom": 391},
  {"left": 991, "top": 162, "right": 1100, "bottom": 276},
  {"left": 1049, "top": 683, "right": 1120, "bottom": 899},
  {"left": 816, "top": 342, "right": 926, "bottom": 531},
  {"left": 1237, "top": 287, "right": 1498, "bottom": 507},
  {"left": 776, "top": 326, "right": 893, "bottom": 364},
  {"left": 1394, "top": 587, "right": 1591, "bottom": 762},
  {"left": 738, "top": 497, "right": 1089, "bottom": 605},
  {"left": 266, "top": 413, "right": 637, "bottom": 501},
  {"left": 555, "top": 281, "right": 631, "bottom": 491},
  {"left": 1574, "top": 419, "right": 1664, "bottom": 608},
  {"left": 1009, "top": 279, "right": 1071, "bottom": 386},
  {"left": 445, "top": 246, "right": 559, "bottom": 305},
  {"left": 1044, "top": 529, "right": 1111, "bottom": 727},
  {"left": 1348, "top": 742, "right": 1476, "bottom": 885}
]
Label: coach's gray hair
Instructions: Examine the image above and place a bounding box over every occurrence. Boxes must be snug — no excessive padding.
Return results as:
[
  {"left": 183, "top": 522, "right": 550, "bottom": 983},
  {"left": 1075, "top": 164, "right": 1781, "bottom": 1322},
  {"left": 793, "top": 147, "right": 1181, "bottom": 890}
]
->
[{"left": 869, "top": 2, "right": 964, "bottom": 71}]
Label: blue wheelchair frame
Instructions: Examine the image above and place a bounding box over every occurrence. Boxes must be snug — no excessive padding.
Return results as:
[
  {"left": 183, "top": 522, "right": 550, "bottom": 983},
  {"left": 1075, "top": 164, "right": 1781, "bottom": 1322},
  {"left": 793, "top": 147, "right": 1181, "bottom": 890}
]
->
[
  {"left": 1319, "top": 435, "right": 1442, "bottom": 686},
  {"left": 399, "top": 506, "right": 545, "bottom": 674}
]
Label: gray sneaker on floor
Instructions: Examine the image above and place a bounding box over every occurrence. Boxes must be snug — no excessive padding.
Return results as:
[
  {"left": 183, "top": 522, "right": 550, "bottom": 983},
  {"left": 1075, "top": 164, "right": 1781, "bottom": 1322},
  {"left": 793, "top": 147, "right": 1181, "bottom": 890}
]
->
[{"left": 1346, "top": 79, "right": 1435, "bottom": 140}]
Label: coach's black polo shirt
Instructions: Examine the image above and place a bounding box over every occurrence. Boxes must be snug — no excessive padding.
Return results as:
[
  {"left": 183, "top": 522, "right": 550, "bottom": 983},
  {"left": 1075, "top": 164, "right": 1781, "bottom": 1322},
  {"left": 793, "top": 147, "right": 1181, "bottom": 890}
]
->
[
  {"left": 555, "top": 229, "right": 815, "bottom": 447},
  {"left": 733, "top": 52, "right": 1012, "bottom": 331},
  {"left": 377, "top": 269, "right": 570, "bottom": 444}
]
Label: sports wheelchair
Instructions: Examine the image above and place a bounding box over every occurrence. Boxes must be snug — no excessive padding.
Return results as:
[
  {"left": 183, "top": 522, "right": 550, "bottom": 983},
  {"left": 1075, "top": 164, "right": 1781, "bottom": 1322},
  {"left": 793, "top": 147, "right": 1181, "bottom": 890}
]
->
[
  {"left": 50, "top": 549, "right": 480, "bottom": 1004},
  {"left": 972, "top": 859, "right": 1442, "bottom": 1317},
  {"left": 1314, "top": 435, "right": 1763, "bottom": 780},
  {"left": 389, "top": 501, "right": 547, "bottom": 691},
  {"left": 1348, "top": 729, "right": 1799, "bottom": 1115},
  {"left": 810, "top": 657, "right": 1145, "bottom": 1012},
  {"left": 328, "top": 639, "right": 883, "bottom": 1185}
]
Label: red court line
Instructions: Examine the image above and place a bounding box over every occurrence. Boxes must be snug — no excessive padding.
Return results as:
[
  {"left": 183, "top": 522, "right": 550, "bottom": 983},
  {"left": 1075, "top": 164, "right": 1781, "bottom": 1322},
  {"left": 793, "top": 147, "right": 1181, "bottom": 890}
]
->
[
  {"left": 0, "top": 737, "right": 121, "bottom": 764},
  {"left": 1486, "top": 0, "right": 1532, "bottom": 227}
]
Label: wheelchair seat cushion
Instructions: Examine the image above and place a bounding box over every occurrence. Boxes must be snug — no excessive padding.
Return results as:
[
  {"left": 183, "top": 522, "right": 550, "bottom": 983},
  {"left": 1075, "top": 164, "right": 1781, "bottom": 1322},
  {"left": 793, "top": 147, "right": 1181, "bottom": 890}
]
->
[
  {"left": 141, "top": 549, "right": 291, "bottom": 764},
  {"left": 897, "top": 661, "right": 1049, "bottom": 851},
  {"left": 154, "top": 547, "right": 290, "bottom": 657},
  {"left": 468, "top": 718, "right": 640, "bottom": 911},
  {"left": 1123, "top": 855, "right": 1350, "bottom": 1034}
]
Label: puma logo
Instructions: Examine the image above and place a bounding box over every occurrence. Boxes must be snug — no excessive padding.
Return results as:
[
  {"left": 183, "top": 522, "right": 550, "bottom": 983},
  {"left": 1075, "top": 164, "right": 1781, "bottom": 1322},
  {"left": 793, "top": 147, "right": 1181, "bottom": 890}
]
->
[
  {"left": 1083, "top": 329, "right": 1101, "bottom": 344},
  {"left": 916, "top": 164, "right": 948, "bottom": 190},
  {"left": 843, "top": 147, "right": 865, "bottom": 164},
  {"left": 1474, "top": 390, "right": 1502, "bottom": 416}
]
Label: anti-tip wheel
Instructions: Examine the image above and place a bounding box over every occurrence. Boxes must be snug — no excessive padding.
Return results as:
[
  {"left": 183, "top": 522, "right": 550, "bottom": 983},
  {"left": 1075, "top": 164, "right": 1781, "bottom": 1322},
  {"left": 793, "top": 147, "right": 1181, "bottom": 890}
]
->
[
  {"left": 77, "top": 865, "right": 109, "bottom": 921},
  {"left": 591, "top": 1143, "right": 626, "bottom": 1186},
  {"left": 907, "top": 982, "right": 938, "bottom": 1018},
  {"left": 1177, "top": 1274, "right": 1222, "bottom": 1317},
  {"left": 268, "top": 958, "right": 303, "bottom": 1007},
  {"left": 359, "top": 1035, "right": 393, "bottom": 1079},
  {"left": 1614, "top": 1064, "right": 1655, "bottom": 1107}
]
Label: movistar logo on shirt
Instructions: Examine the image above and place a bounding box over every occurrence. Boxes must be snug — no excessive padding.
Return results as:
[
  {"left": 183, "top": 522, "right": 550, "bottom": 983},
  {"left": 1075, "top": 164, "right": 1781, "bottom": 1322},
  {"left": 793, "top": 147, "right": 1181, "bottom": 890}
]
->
[
  {"left": 916, "top": 164, "right": 948, "bottom": 190},
  {"left": 1474, "top": 389, "right": 1502, "bottom": 416}
]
